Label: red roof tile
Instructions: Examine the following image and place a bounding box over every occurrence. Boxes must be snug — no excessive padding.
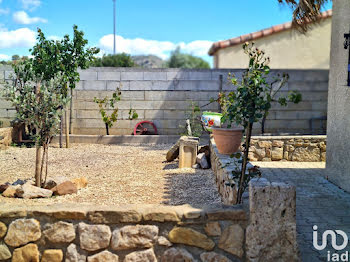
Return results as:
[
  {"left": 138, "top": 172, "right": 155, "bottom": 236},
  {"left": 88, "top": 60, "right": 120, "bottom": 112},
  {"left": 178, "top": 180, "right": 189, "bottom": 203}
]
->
[{"left": 208, "top": 10, "right": 332, "bottom": 56}]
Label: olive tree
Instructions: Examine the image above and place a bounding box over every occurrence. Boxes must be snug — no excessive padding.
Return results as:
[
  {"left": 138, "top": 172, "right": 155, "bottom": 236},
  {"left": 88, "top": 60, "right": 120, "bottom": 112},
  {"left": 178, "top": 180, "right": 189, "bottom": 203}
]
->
[{"left": 3, "top": 61, "right": 68, "bottom": 187}]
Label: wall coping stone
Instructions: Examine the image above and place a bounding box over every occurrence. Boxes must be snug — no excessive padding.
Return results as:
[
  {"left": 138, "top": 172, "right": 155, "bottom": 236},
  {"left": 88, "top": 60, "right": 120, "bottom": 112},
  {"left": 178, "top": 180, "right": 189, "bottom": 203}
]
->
[{"left": 0, "top": 203, "right": 247, "bottom": 222}]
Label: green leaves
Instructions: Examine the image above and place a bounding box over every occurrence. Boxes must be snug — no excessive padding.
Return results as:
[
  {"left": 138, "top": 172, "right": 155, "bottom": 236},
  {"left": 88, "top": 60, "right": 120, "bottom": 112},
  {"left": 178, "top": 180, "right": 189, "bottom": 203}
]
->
[{"left": 94, "top": 88, "right": 138, "bottom": 134}]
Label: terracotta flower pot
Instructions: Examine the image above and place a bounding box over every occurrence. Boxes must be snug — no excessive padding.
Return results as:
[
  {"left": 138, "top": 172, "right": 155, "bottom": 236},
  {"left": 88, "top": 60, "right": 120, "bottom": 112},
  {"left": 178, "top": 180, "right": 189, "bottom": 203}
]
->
[{"left": 212, "top": 127, "right": 244, "bottom": 155}]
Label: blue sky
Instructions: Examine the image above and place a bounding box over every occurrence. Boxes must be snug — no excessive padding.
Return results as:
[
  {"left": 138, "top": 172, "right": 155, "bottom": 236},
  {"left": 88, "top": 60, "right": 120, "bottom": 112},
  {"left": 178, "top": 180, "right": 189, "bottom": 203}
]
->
[{"left": 0, "top": 0, "right": 332, "bottom": 65}]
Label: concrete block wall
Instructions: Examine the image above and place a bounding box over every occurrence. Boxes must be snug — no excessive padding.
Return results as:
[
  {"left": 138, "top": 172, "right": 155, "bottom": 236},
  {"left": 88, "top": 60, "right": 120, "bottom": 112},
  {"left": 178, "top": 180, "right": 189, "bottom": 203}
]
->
[{"left": 0, "top": 67, "right": 328, "bottom": 135}]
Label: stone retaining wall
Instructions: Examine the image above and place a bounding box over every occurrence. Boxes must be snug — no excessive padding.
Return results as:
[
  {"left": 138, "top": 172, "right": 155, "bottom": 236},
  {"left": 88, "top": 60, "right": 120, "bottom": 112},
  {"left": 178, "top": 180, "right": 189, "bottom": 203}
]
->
[
  {"left": 0, "top": 67, "right": 328, "bottom": 135},
  {"left": 248, "top": 135, "right": 326, "bottom": 162},
  {"left": 0, "top": 204, "right": 248, "bottom": 262},
  {"left": 0, "top": 180, "right": 298, "bottom": 261}
]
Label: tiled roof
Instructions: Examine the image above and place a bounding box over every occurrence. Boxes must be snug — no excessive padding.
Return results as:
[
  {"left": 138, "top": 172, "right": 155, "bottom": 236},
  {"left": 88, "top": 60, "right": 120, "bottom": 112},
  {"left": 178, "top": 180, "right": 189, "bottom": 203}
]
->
[{"left": 208, "top": 10, "right": 332, "bottom": 56}]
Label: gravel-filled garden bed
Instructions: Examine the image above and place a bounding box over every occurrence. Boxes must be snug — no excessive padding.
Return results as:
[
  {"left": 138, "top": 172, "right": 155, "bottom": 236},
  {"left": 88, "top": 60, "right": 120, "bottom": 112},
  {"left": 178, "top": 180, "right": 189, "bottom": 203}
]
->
[{"left": 0, "top": 144, "right": 221, "bottom": 207}]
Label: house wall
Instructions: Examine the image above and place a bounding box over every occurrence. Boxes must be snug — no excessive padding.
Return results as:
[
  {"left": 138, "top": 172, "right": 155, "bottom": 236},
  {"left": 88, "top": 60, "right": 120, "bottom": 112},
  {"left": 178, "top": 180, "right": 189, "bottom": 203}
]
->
[
  {"left": 0, "top": 67, "right": 328, "bottom": 135},
  {"left": 326, "top": 0, "right": 350, "bottom": 191},
  {"left": 215, "top": 18, "right": 332, "bottom": 69}
]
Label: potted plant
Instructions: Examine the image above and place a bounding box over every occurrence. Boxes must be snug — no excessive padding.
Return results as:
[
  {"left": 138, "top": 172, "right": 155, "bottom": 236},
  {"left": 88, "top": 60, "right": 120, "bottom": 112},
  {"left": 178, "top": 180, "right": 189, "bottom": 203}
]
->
[{"left": 209, "top": 93, "right": 244, "bottom": 155}]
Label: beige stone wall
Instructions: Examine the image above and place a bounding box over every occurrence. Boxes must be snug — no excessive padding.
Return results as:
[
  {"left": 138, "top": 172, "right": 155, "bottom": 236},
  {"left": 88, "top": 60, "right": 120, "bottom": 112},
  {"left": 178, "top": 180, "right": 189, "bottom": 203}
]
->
[
  {"left": 0, "top": 204, "right": 248, "bottom": 261},
  {"left": 215, "top": 18, "right": 332, "bottom": 69},
  {"left": 247, "top": 135, "right": 326, "bottom": 162}
]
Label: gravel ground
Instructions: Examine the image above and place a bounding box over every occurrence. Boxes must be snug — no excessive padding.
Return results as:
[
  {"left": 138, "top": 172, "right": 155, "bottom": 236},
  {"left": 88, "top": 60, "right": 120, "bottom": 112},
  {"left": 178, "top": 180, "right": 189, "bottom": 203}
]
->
[{"left": 0, "top": 144, "right": 222, "bottom": 207}]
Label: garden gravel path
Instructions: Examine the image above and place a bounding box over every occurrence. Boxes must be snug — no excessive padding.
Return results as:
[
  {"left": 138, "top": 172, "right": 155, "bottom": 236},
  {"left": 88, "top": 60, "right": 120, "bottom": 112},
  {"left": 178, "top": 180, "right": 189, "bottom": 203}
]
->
[{"left": 0, "top": 144, "right": 221, "bottom": 207}]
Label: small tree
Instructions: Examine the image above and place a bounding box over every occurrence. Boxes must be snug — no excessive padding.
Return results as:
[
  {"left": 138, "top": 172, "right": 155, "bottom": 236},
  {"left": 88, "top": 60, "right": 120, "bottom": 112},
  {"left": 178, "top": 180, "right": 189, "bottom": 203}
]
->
[
  {"left": 221, "top": 42, "right": 290, "bottom": 203},
  {"left": 94, "top": 88, "right": 138, "bottom": 135},
  {"left": 92, "top": 53, "right": 135, "bottom": 67},
  {"left": 3, "top": 61, "right": 68, "bottom": 187},
  {"left": 31, "top": 25, "right": 99, "bottom": 147},
  {"left": 166, "top": 47, "right": 210, "bottom": 69}
]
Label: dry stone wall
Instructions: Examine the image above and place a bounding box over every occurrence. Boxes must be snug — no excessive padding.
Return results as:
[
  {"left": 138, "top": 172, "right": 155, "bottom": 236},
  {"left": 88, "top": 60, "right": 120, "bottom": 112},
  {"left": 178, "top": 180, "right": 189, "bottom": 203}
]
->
[
  {"left": 247, "top": 135, "right": 326, "bottom": 162},
  {"left": 0, "top": 67, "right": 328, "bottom": 135},
  {"left": 0, "top": 204, "right": 248, "bottom": 262}
]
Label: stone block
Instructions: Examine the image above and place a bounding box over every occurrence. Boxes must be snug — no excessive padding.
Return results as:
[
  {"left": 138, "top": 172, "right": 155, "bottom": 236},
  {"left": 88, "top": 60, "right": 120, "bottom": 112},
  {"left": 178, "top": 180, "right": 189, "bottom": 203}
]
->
[
  {"left": 5, "top": 218, "right": 41, "bottom": 247},
  {"left": 246, "top": 178, "right": 298, "bottom": 262},
  {"left": 83, "top": 81, "right": 106, "bottom": 91},
  {"left": 106, "top": 81, "right": 130, "bottom": 91},
  {"left": 144, "top": 71, "right": 167, "bottom": 80},
  {"left": 87, "top": 250, "right": 119, "bottom": 262},
  {"left": 121, "top": 71, "right": 144, "bottom": 81},
  {"left": 0, "top": 243, "right": 11, "bottom": 260},
  {"left": 204, "top": 222, "right": 221, "bottom": 236},
  {"left": 12, "top": 243, "right": 39, "bottom": 262},
  {"left": 168, "top": 227, "right": 215, "bottom": 251},
  {"left": 130, "top": 81, "right": 152, "bottom": 90},
  {"left": 66, "top": 243, "right": 87, "bottom": 262},
  {"left": 200, "top": 252, "right": 232, "bottom": 262},
  {"left": 291, "top": 147, "right": 321, "bottom": 161},
  {"left": 145, "top": 110, "right": 164, "bottom": 119},
  {"left": 121, "top": 91, "right": 145, "bottom": 101},
  {"left": 166, "top": 71, "right": 189, "bottom": 80},
  {"left": 0, "top": 221, "right": 7, "bottom": 238},
  {"left": 124, "top": 249, "right": 157, "bottom": 262},
  {"left": 152, "top": 81, "right": 174, "bottom": 90},
  {"left": 78, "top": 223, "right": 111, "bottom": 251},
  {"left": 163, "top": 110, "right": 186, "bottom": 120},
  {"left": 43, "top": 221, "right": 76, "bottom": 244},
  {"left": 41, "top": 249, "right": 63, "bottom": 262},
  {"left": 79, "top": 71, "right": 97, "bottom": 81},
  {"left": 218, "top": 225, "right": 244, "bottom": 258},
  {"left": 188, "top": 71, "right": 212, "bottom": 80},
  {"left": 97, "top": 71, "right": 121, "bottom": 81},
  {"left": 111, "top": 225, "right": 158, "bottom": 250},
  {"left": 271, "top": 147, "right": 283, "bottom": 161},
  {"left": 161, "top": 248, "right": 194, "bottom": 262},
  {"left": 166, "top": 140, "right": 180, "bottom": 161},
  {"left": 179, "top": 137, "right": 198, "bottom": 168}
]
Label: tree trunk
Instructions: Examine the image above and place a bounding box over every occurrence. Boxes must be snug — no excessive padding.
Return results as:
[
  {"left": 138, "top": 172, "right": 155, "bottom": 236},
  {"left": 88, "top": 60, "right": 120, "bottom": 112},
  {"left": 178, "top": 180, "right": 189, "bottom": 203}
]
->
[
  {"left": 236, "top": 122, "right": 253, "bottom": 204},
  {"left": 105, "top": 123, "right": 109, "bottom": 135},
  {"left": 65, "top": 109, "right": 69, "bottom": 148},
  {"left": 35, "top": 146, "right": 42, "bottom": 187},
  {"left": 69, "top": 88, "right": 73, "bottom": 134},
  {"left": 59, "top": 115, "right": 63, "bottom": 148},
  {"left": 261, "top": 113, "right": 267, "bottom": 134}
]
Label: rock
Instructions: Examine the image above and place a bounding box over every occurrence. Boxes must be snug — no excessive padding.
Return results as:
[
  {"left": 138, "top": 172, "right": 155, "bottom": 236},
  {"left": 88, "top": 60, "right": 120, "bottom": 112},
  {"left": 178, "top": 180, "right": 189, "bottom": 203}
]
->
[
  {"left": 258, "top": 141, "right": 272, "bottom": 148},
  {"left": 168, "top": 227, "right": 215, "bottom": 251},
  {"left": 71, "top": 177, "right": 88, "bottom": 190},
  {"left": 166, "top": 140, "right": 180, "bottom": 162},
  {"left": 0, "top": 243, "right": 11, "bottom": 260},
  {"left": 204, "top": 222, "right": 221, "bottom": 236},
  {"left": 44, "top": 176, "right": 69, "bottom": 190},
  {"left": 319, "top": 141, "right": 326, "bottom": 152},
  {"left": 0, "top": 183, "right": 9, "bottom": 193},
  {"left": 192, "top": 164, "right": 200, "bottom": 169},
  {"left": 0, "top": 221, "right": 7, "bottom": 238},
  {"left": 200, "top": 252, "right": 232, "bottom": 262},
  {"left": 43, "top": 221, "right": 76, "bottom": 243},
  {"left": 321, "top": 152, "right": 326, "bottom": 161},
  {"left": 5, "top": 218, "right": 41, "bottom": 247},
  {"left": 283, "top": 151, "right": 289, "bottom": 160},
  {"left": 218, "top": 225, "right": 244, "bottom": 258},
  {"left": 41, "top": 249, "right": 63, "bottom": 262},
  {"left": 272, "top": 140, "right": 284, "bottom": 147},
  {"left": 53, "top": 181, "right": 78, "bottom": 196},
  {"left": 197, "top": 153, "right": 210, "bottom": 169},
  {"left": 157, "top": 236, "right": 172, "bottom": 247},
  {"left": 111, "top": 225, "right": 158, "bottom": 250},
  {"left": 161, "top": 248, "right": 194, "bottom": 262},
  {"left": 87, "top": 250, "right": 119, "bottom": 262},
  {"left": 16, "top": 184, "right": 53, "bottom": 199},
  {"left": 87, "top": 209, "right": 142, "bottom": 224},
  {"left": 291, "top": 147, "right": 321, "bottom": 161},
  {"left": 78, "top": 223, "right": 111, "bottom": 251},
  {"left": 271, "top": 147, "right": 283, "bottom": 161},
  {"left": 65, "top": 243, "right": 87, "bottom": 262},
  {"left": 12, "top": 243, "right": 39, "bottom": 262},
  {"left": 2, "top": 185, "right": 19, "bottom": 197},
  {"left": 124, "top": 249, "right": 157, "bottom": 262},
  {"left": 12, "top": 179, "right": 26, "bottom": 186},
  {"left": 143, "top": 208, "right": 180, "bottom": 222}
]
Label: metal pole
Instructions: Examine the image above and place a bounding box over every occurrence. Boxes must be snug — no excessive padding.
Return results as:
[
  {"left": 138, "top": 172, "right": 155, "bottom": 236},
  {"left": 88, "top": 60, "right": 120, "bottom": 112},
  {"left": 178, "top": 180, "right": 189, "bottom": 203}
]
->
[{"left": 113, "top": 0, "right": 116, "bottom": 55}]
